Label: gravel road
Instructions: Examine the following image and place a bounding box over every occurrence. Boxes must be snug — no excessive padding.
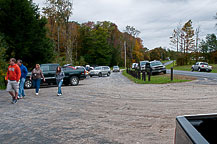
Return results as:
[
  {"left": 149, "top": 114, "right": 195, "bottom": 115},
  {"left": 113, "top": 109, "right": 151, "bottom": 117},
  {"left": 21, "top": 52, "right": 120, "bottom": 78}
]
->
[{"left": 0, "top": 72, "right": 217, "bottom": 144}]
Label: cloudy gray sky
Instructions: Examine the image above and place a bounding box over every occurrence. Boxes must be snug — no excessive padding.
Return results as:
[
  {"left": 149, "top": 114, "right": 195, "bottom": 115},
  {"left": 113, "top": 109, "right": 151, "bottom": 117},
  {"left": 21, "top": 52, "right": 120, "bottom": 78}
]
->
[{"left": 33, "top": 0, "right": 217, "bottom": 49}]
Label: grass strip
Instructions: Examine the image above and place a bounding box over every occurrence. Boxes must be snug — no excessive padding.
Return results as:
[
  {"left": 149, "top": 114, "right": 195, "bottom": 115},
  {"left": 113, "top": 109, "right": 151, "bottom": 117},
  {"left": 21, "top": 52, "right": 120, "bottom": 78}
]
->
[{"left": 122, "top": 70, "right": 193, "bottom": 84}]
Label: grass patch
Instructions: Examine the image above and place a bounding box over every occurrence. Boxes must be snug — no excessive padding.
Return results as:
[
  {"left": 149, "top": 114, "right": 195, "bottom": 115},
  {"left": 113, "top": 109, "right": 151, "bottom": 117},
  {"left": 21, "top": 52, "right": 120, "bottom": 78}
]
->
[
  {"left": 0, "top": 77, "right": 6, "bottom": 90},
  {"left": 122, "top": 70, "right": 194, "bottom": 84}
]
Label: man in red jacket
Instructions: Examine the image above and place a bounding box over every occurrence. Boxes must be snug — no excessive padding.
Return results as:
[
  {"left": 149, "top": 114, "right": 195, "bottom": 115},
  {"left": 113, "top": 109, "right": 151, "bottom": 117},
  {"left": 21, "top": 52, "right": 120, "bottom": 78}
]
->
[{"left": 6, "top": 58, "right": 21, "bottom": 104}]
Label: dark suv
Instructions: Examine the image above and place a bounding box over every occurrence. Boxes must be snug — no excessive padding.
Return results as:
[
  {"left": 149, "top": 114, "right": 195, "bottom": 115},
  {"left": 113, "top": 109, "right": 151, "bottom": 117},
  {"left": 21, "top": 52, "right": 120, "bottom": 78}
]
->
[{"left": 24, "top": 64, "right": 86, "bottom": 88}]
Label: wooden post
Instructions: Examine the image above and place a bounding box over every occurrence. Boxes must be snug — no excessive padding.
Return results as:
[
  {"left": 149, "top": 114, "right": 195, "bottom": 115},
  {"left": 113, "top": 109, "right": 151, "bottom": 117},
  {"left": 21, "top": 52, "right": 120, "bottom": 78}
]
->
[
  {"left": 148, "top": 71, "right": 151, "bottom": 81},
  {"left": 171, "top": 67, "right": 173, "bottom": 81},
  {"left": 143, "top": 72, "right": 146, "bottom": 81},
  {"left": 138, "top": 70, "right": 141, "bottom": 80}
]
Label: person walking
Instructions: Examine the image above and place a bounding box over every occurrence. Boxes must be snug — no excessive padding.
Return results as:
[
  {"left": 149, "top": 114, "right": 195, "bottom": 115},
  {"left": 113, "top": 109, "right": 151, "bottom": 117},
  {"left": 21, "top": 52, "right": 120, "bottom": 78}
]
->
[
  {"left": 6, "top": 58, "right": 21, "bottom": 104},
  {"left": 17, "top": 60, "right": 28, "bottom": 99},
  {"left": 55, "top": 66, "right": 65, "bottom": 96},
  {"left": 30, "top": 64, "right": 45, "bottom": 96}
]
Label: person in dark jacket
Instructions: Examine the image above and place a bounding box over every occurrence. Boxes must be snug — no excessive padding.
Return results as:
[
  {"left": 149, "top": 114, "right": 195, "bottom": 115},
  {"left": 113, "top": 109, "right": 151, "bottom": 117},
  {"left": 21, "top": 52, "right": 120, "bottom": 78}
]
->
[
  {"left": 17, "top": 60, "right": 28, "bottom": 99},
  {"left": 55, "top": 66, "right": 65, "bottom": 96}
]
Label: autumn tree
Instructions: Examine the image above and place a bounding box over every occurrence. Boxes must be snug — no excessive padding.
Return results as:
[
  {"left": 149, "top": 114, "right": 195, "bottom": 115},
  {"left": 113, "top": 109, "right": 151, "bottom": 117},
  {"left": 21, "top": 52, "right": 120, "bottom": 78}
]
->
[
  {"left": 182, "top": 20, "right": 195, "bottom": 54},
  {"left": 149, "top": 47, "right": 167, "bottom": 61},
  {"left": 132, "top": 38, "right": 144, "bottom": 62},
  {"left": 124, "top": 25, "right": 141, "bottom": 65},
  {"left": 43, "top": 0, "right": 73, "bottom": 63},
  {"left": 170, "top": 20, "right": 195, "bottom": 65}
]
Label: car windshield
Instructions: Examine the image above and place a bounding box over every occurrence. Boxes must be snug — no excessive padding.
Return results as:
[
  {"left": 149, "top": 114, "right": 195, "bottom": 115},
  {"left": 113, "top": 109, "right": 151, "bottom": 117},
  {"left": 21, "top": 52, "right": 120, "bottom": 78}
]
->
[
  {"left": 201, "top": 63, "right": 208, "bottom": 65},
  {"left": 140, "top": 62, "right": 147, "bottom": 66},
  {"left": 114, "top": 66, "right": 118, "bottom": 68},
  {"left": 104, "top": 67, "right": 109, "bottom": 70},
  {"left": 150, "top": 61, "right": 162, "bottom": 66},
  {"left": 94, "top": 67, "right": 101, "bottom": 70}
]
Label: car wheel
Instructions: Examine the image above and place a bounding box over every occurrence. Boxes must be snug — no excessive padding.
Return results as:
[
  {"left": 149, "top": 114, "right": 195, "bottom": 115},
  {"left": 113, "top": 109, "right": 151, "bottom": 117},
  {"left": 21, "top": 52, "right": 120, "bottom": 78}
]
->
[
  {"left": 198, "top": 68, "right": 201, "bottom": 72},
  {"left": 90, "top": 75, "right": 93, "bottom": 77},
  {"left": 24, "top": 79, "right": 32, "bottom": 89},
  {"left": 70, "top": 76, "right": 79, "bottom": 86},
  {"left": 98, "top": 73, "right": 102, "bottom": 77},
  {"left": 191, "top": 68, "right": 194, "bottom": 72},
  {"left": 163, "top": 71, "right": 166, "bottom": 74},
  {"left": 107, "top": 73, "right": 110, "bottom": 76}
]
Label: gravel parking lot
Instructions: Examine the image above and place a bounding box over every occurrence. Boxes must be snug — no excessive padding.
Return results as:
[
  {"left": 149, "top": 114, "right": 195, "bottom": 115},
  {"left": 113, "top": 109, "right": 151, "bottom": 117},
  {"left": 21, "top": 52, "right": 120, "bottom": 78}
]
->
[{"left": 0, "top": 72, "right": 217, "bottom": 144}]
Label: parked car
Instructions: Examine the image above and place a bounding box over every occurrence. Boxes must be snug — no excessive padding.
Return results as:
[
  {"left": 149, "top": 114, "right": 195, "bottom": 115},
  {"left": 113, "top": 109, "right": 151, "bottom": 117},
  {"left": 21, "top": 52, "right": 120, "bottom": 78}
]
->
[
  {"left": 149, "top": 61, "right": 166, "bottom": 74},
  {"left": 113, "top": 66, "right": 120, "bottom": 72},
  {"left": 24, "top": 64, "right": 86, "bottom": 88},
  {"left": 140, "top": 61, "right": 149, "bottom": 71},
  {"left": 132, "top": 63, "right": 138, "bottom": 69},
  {"left": 75, "top": 66, "right": 89, "bottom": 77},
  {"left": 89, "top": 66, "right": 111, "bottom": 77},
  {"left": 191, "top": 62, "right": 212, "bottom": 72}
]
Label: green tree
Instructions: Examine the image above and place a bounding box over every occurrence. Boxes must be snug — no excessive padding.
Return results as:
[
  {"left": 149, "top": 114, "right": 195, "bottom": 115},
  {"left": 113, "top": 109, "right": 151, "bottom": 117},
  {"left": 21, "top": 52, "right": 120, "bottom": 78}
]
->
[
  {"left": 199, "top": 34, "right": 217, "bottom": 63},
  {"left": 0, "top": 0, "right": 53, "bottom": 67},
  {"left": 206, "top": 34, "right": 217, "bottom": 52},
  {"left": 80, "top": 22, "right": 112, "bottom": 66},
  {"left": 0, "top": 34, "right": 8, "bottom": 89}
]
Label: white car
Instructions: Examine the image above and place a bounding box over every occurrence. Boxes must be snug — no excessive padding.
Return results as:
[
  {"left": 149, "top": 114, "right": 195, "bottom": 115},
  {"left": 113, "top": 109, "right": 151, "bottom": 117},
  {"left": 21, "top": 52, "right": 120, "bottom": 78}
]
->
[
  {"left": 89, "top": 66, "right": 111, "bottom": 77},
  {"left": 191, "top": 62, "right": 212, "bottom": 72},
  {"left": 132, "top": 63, "right": 138, "bottom": 69}
]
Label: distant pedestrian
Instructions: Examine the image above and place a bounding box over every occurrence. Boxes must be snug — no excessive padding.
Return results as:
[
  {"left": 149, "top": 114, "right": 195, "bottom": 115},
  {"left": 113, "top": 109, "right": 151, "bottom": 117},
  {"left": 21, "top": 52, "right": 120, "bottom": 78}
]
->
[
  {"left": 17, "top": 60, "right": 28, "bottom": 99},
  {"left": 30, "top": 64, "right": 45, "bottom": 96},
  {"left": 55, "top": 66, "right": 65, "bottom": 96},
  {"left": 6, "top": 58, "right": 21, "bottom": 104}
]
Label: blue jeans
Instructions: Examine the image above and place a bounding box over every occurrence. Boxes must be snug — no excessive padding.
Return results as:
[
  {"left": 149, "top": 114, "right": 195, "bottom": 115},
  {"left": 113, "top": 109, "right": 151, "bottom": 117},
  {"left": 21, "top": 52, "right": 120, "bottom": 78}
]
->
[
  {"left": 57, "top": 79, "right": 63, "bottom": 94},
  {"left": 18, "top": 78, "right": 26, "bottom": 97},
  {"left": 33, "top": 79, "right": 41, "bottom": 93}
]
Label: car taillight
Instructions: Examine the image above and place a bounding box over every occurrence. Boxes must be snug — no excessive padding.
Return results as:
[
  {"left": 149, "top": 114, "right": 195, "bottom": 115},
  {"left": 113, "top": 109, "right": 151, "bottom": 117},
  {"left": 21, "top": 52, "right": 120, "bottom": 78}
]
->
[{"left": 202, "top": 65, "right": 204, "bottom": 67}]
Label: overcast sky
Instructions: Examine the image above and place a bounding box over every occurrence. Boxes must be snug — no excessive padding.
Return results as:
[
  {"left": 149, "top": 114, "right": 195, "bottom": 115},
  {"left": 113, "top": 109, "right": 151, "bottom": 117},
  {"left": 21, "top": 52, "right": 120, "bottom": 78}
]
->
[{"left": 33, "top": 0, "right": 217, "bottom": 50}]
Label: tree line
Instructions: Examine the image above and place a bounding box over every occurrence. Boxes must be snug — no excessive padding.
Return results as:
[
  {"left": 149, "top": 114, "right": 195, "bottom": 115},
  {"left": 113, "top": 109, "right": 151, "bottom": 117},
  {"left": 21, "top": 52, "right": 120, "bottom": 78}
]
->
[
  {"left": 170, "top": 19, "right": 217, "bottom": 65},
  {"left": 0, "top": 0, "right": 216, "bottom": 86},
  {"left": 0, "top": 0, "right": 147, "bottom": 69}
]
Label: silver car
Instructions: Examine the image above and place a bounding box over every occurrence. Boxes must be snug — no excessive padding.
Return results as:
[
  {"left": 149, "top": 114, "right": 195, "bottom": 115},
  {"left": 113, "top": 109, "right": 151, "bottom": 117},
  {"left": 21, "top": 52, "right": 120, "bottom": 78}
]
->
[
  {"left": 113, "top": 66, "right": 120, "bottom": 72},
  {"left": 191, "top": 62, "right": 212, "bottom": 72},
  {"left": 89, "top": 66, "right": 111, "bottom": 77}
]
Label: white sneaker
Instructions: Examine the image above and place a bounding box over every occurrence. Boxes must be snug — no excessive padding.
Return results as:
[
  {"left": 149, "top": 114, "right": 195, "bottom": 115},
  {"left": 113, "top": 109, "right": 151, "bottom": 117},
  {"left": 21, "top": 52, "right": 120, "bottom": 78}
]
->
[
  {"left": 57, "top": 94, "right": 60, "bottom": 96},
  {"left": 36, "top": 93, "right": 39, "bottom": 96}
]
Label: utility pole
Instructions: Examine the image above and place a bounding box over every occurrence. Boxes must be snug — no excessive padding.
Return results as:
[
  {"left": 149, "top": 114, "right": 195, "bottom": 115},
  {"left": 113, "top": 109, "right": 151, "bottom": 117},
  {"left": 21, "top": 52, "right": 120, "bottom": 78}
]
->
[{"left": 124, "top": 41, "right": 126, "bottom": 69}]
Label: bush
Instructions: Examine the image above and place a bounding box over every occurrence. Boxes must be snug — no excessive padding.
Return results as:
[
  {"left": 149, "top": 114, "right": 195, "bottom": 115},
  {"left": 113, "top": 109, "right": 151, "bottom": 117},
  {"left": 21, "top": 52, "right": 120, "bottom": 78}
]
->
[{"left": 176, "top": 56, "right": 185, "bottom": 66}]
